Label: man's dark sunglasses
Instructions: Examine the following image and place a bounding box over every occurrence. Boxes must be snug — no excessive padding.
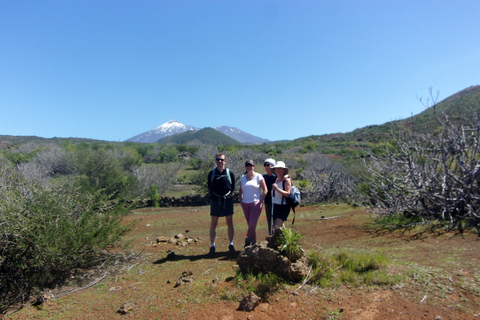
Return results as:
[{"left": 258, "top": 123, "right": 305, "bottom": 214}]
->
[
  {"left": 264, "top": 163, "right": 271, "bottom": 167},
  {"left": 216, "top": 158, "right": 225, "bottom": 162}
]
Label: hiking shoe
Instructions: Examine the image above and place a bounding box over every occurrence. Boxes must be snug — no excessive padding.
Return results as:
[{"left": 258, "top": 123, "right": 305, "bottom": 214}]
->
[
  {"left": 208, "top": 246, "right": 215, "bottom": 256},
  {"left": 228, "top": 244, "right": 235, "bottom": 253},
  {"left": 244, "top": 238, "right": 251, "bottom": 248}
]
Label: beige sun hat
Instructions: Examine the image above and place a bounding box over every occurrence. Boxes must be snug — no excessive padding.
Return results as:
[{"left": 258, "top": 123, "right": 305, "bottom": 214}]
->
[{"left": 271, "top": 161, "right": 289, "bottom": 174}]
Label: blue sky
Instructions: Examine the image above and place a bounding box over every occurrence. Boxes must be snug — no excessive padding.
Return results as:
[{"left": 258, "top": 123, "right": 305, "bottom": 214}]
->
[{"left": 1, "top": 1, "right": 479, "bottom": 142}]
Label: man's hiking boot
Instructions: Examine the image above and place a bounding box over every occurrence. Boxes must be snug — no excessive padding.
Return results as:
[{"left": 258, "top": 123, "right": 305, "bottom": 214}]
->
[
  {"left": 208, "top": 246, "right": 215, "bottom": 256},
  {"left": 228, "top": 244, "right": 235, "bottom": 253},
  {"left": 244, "top": 238, "right": 251, "bottom": 248}
]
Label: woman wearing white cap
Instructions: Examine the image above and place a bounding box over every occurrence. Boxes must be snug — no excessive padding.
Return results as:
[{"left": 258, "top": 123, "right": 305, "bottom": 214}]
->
[
  {"left": 271, "top": 161, "right": 292, "bottom": 229},
  {"left": 263, "top": 158, "right": 276, "bottom": 235}
]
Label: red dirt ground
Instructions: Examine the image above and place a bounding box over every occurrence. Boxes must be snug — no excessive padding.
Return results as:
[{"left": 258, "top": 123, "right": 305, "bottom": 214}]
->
[{"left": 5, "top": 204, "right": 480, "bottom": 320}]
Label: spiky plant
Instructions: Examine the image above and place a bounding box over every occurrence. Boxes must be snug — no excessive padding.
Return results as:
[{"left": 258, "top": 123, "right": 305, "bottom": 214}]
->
[{"left": 276, "top": 227, "right": 303, "bottom": 261}]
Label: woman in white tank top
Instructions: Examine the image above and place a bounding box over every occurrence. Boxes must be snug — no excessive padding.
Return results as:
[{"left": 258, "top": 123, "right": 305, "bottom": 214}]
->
[{"left": 239, "top": 159, "right": 267, "bottom": 247}]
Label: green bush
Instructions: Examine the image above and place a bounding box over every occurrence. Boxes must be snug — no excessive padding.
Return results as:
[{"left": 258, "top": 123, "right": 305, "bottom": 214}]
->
[
  {"left": 150, "top": 185, "right": 160, "bottom": 207},
  {"left": 70, "top": 146, "right": 136, "bottom": 199},
  {"left": 0, "top": 175, "right": 131, "bottom": 313}
]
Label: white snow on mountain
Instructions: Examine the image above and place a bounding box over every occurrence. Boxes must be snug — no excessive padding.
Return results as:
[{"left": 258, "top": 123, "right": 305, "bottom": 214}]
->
[
  {"left": 126, "top": 120, "right": 198, "bottom": 143},
  {"left": 126, "top": 120, "right": 269, "bottom": 144}
]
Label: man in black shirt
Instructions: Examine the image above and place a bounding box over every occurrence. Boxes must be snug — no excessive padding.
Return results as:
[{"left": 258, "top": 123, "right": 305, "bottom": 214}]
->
[{"left": 207, "top": 153, "right": 235, "bottom": 255}]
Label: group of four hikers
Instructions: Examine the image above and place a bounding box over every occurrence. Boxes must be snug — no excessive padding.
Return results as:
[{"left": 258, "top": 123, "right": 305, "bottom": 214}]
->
[{"left": 207, "top": 152, "right": 292, "bottom": 255}]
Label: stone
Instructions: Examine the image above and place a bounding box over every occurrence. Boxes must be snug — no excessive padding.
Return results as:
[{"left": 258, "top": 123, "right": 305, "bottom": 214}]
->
[
  {"left": 238, "top": 292, "right": 261, "bottom": 312},
  {"left": 173, "top": 270, "right": 194, "bottom": 288},
  {"left": 117, "top": 302, "right": 135, "bottom": 315},
  {"left": 156, "top": 236, "right": 168, "bottom": 243},
  {"left": 236, "top": 241, "right": 310, "bottom": 282}
]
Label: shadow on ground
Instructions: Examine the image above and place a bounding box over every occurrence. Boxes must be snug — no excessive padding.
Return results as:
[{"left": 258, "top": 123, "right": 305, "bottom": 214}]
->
[{"left": 153, "top": 250, "right": 239, "bottom": 264}]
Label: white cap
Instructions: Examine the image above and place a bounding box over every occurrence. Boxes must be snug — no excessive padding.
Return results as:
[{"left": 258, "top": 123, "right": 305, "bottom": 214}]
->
[{"left": 264, "top": 158, "right": 276, "bottom": 166}]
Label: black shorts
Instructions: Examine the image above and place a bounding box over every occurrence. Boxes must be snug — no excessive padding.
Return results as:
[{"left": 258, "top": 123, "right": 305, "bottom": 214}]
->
[
  {"left": 210, "top": 198, "right": 234, "bottom": 217},
  {"left": 273, "top": 204, "right": 290, "bottom": 221}
]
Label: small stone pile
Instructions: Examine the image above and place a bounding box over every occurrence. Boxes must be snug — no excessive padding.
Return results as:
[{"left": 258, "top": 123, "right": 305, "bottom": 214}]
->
[
  {"left": 153, "top": 233, "right": 199, "bottom": 247},
  {"left": 236, "top": 230, "right": 310, "bottom": 282}
]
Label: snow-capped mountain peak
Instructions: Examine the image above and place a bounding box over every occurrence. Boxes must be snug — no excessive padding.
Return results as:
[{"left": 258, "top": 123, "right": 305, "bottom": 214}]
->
[
  {"left": 126, "top": 120, "right": 269, "bottom": 144},
  {"left": 153, "top": 119, "right": 191, "bottom": 133},
  {"left": 126, "top": 120, "right": 199, "bottom": 143}
]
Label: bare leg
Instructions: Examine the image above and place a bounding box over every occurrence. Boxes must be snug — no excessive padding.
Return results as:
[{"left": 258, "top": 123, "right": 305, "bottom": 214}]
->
[
  {"left": 225, "top": 215, "right": 234, "bottom": 243},
  {"left": 274, "top": 218, "right": 284, "bottom": 230},
  {"left": 210, "top": 216, "right": 219, "bottom": 246}
]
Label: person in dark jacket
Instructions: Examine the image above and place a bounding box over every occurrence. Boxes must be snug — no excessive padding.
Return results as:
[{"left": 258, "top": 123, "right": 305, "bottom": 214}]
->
[
  {"left": 262, "top": 158, "right": 276, "bottom": 235},
  {"left": 207, "top": 153, "right": 236, "bottom": 255}
]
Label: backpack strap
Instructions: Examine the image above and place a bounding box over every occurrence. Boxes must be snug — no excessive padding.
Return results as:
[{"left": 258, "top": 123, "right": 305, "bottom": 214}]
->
[
  {"left": 284, "top": 177, "right": 295, "bottom": 227},
  {"left": 226, "top": 168, "right": 231, "bottom": 184},
  {"left": 210, "top": 168, "right": 233, "bottom": 194}
]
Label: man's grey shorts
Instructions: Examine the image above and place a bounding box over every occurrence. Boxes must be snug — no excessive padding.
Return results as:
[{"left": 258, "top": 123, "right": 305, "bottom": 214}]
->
[{"left": 210, "top": 198, "right": 234, "bottom": 217}]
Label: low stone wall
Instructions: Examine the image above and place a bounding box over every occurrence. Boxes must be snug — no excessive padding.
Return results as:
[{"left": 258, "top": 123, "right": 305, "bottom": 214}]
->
[
  {"left": 156, "top": 194, "right": 210, "bottom": 207},
  {"left": 140, "top": 193, "right": 241, "bottom": 208}
]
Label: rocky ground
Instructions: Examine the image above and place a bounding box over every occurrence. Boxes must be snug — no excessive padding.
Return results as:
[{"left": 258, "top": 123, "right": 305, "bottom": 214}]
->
[{"left": 5, "top": 204, "right": 480, "bottom": 320}]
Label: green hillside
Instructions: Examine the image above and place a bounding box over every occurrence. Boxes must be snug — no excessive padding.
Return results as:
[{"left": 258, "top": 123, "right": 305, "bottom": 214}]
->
[
  {"left": 157, "top": 127, "right": 240, "bottom": 146},
  {"left": 289, "top": 85, "right": 480, "bottom": 147}
]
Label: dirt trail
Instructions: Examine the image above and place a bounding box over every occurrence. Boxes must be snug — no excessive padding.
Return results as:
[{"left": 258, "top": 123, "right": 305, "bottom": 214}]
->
[{"left": 6, "top": 204, "right": 480, "bottom": 320}]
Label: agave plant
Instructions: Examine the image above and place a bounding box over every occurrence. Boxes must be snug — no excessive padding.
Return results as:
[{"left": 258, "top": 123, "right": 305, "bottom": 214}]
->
[{"left": 276, "top": 227, "right": 303, "bottom": 261}]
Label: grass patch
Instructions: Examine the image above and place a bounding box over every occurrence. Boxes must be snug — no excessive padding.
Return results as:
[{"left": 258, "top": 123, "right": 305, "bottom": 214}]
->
[
  {"left": 232, "top": 269, "right": 286, "bottom": 301},
  {"left": 306, "top": 248, "right": 402, "bottom": 288}
]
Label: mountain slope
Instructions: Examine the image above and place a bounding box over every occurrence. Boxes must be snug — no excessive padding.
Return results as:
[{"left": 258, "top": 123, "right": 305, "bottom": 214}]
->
[
  {"left": 126, "top": 120, "right": 199, "bottom": 143},
  {"left": 157, "top": 127, "right": 240, "bottom": 146},
  {"left": 214, "top": 126, "right": 269, "bottom": 144},
  {"left": 290, "top": 85, "right": 480, "bottom": 146}
]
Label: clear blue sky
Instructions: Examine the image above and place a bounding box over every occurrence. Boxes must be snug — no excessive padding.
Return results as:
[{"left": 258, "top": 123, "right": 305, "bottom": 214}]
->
[{"left": 1, "top": 1, "right": 479, "bottom": 142}]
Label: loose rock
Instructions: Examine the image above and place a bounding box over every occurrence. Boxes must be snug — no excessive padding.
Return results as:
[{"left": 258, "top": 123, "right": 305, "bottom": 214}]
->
[{"left": 238, "top": 292, "right": 261, "bottom": 312}]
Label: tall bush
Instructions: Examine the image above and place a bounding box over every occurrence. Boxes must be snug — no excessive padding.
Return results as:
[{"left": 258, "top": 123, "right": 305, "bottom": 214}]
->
[{"left": 0, "top": 161, "right": 130, "bottom": 313}]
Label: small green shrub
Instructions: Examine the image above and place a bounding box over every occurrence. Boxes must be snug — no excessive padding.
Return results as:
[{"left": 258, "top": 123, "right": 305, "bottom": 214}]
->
[
  {"left": 276, "top": 228, "right": 303, "bottom": 260},
  {"left": 150, "top": 185, "right": 160, "bottom": 207},
  {"left": 298, "top": 180, "right": 308, "bottom": 189}
]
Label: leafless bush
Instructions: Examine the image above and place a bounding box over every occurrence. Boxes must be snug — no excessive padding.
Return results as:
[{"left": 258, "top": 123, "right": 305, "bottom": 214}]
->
[
  {"left": 361, "top": 104, "right": 480, "bottom": 232},
  {"left": 299, "top": 152, "right": 356, "bottom": 203},
  {"left": 133, "top": 163, "right": 182, "bottom": 197},
  {"left": 222, "top": 148, "right": 271, "bottom": 191},
  {"left": 17, "top": 142, "right": 41, "bottom": 154},
  {"left": 17, "top": 146, "right": 73, "bottom": 185}
]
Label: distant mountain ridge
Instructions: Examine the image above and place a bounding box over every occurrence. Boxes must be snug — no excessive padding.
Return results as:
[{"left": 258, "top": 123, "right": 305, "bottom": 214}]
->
[
  {"left": 126, "top": 120, "right": 269, "bottom": 144},
  {"left": 213, "top": 126, "right": 269, "bottom": 144}
]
